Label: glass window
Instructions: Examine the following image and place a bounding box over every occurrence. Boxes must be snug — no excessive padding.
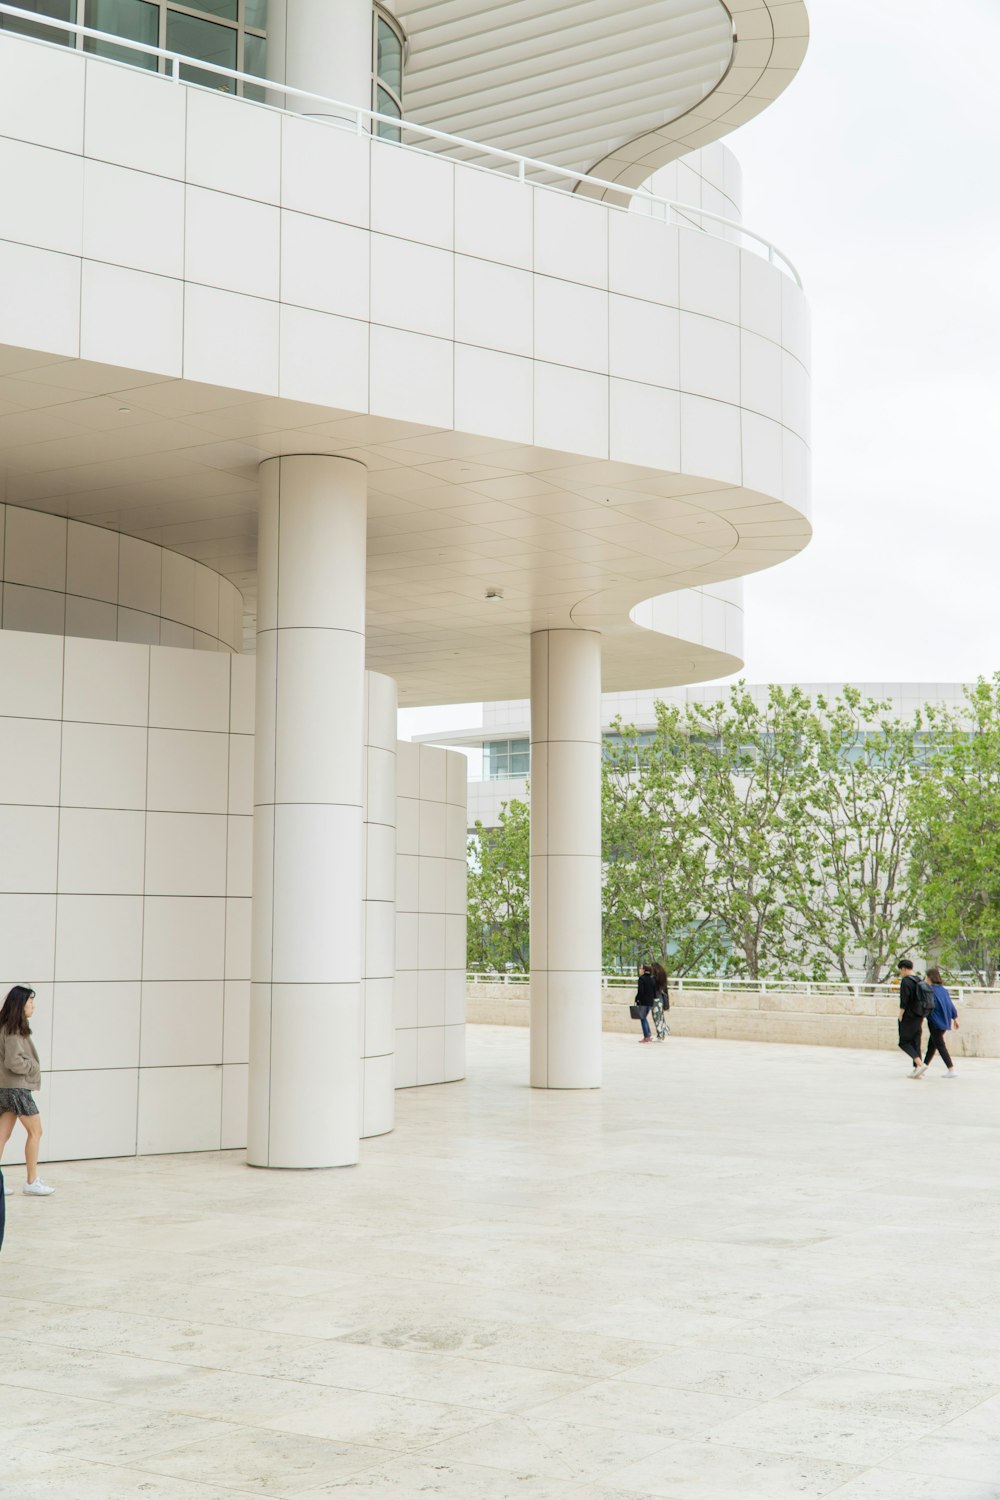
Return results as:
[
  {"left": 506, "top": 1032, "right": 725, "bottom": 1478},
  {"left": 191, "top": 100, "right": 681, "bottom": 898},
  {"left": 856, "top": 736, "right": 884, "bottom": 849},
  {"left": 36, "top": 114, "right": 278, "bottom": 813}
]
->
[
  {"left": 485, "top": 740, "right": 530, "bottom": 780},
  {"left": 166, "top": 9, "right": 237, "bottom": 91},
  {"left": 0, "top": 0, "right": 73, "bottom": 47},
  {"left": 184, "top": 0, "right": 237, "bottom": 21},
  {"left": 244, "top": 0, "right": 266, "bottom": 28},
  {"left": 242, "top": 29, "right": 266, "bottom": 99},
  {"left": 375, "top": 83, "right": 400, "bottom": 141},
  {"left": 376, "top": 15, "right": 401, "bottom": 94},
  {"left": 84, "top": 0, "right": 158, "bottom": 69}
]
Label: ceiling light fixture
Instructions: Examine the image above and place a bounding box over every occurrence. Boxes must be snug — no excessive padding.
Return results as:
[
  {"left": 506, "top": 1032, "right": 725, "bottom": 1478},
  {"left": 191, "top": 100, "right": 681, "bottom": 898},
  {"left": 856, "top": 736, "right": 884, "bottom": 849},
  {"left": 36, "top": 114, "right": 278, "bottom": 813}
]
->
[{"left": 485, "top": 588, "right": 503, "bottom": 600}]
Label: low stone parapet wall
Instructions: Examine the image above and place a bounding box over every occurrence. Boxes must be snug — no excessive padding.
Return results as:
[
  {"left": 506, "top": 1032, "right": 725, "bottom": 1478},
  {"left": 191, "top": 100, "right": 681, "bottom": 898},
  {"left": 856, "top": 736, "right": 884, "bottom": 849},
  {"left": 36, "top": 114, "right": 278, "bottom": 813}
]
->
[{"left": 466, "top": 983, "right": 1000, "bottom": 1057}]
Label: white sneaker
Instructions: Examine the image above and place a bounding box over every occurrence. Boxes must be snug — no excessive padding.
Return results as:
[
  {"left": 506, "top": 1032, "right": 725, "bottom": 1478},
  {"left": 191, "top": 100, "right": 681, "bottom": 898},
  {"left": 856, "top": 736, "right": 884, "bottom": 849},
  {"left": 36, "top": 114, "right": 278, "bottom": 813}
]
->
[
  {"left": 914, "top": 1064, "right": 927, "bottom": 1078},
  {"left": 944, "top": 1069, "right": 958, "bottom": 1078},
  {"left": 22, "top": 1179, "right": 54, "bottom": 1196}
]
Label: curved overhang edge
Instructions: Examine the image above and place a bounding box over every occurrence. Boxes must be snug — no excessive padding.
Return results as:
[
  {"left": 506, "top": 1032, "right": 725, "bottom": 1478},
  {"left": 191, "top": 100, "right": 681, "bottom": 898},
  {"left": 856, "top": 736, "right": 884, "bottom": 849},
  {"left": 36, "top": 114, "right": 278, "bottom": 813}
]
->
[{"left": 580, "top": 0, "right": 809, "bottom": 199}]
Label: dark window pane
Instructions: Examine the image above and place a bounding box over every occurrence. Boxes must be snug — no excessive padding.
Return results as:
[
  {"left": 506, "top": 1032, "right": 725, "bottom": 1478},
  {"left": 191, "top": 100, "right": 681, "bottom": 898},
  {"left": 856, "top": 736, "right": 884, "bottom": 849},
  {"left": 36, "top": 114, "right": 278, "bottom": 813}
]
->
[
  {"left": 84, "top": 0, "right": 158, "bottom": 69},
  {"left": 166, "top": 10, "right": 236, "bottom": 90},
  {"left": 182, "top": 0, "right": 237, "bottom": 20},
  {"left": 376, "top": 16, "right": 401, "bottom": 94},
  {"left": 0, "top": 0, "right": 73, "bottom": 47},
  {"left": 375, "top": 83, "right": 400, "bottom": 141},
  {"left": 244, "top": 0, "right": 266, "bottom": 31},
  {"left": 510, "top": 753, "right": 529, "bottom": 777},
  {"left": 242, "top": 29, "right": 265, "bottom": 99}
]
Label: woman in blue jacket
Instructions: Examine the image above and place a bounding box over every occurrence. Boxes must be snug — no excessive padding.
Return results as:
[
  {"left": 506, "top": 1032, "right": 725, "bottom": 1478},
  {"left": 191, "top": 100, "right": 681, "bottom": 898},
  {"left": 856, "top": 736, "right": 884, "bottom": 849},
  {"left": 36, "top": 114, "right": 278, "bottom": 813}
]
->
[{"left": 924, "top": 966, "right": 959, "bottom": 1075}]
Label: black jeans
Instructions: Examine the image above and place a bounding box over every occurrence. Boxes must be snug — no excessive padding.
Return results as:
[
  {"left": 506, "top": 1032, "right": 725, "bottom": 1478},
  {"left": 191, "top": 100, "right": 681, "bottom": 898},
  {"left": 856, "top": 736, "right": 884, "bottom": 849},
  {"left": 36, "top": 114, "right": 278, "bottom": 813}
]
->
[
  {"left": 0, "top": 1167, "right": 5, "bottom": 1252},
  {"left": 925, "top": 1025, "right": 954, "bottom": 1069},
  {"left": 898, "top": 1016, "right": 923, "bottom": 1064}
]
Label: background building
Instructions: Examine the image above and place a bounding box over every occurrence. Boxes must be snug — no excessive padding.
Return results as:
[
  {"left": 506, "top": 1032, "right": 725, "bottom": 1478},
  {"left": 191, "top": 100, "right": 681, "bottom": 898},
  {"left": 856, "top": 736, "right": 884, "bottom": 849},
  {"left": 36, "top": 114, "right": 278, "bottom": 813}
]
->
[
  {"left": 0, "top": 0, "right": 811, "bottom": 1167},
  {"left": 420, "top": 679, "right": 974, "bottom": 831}
]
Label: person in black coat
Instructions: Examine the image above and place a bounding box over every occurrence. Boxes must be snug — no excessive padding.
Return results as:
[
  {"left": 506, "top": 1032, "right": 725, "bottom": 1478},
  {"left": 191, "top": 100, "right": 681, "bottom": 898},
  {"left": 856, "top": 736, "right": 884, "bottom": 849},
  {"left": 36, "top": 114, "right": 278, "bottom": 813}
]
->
[
  {"left": 635, "top": 964, "right": 657, "bottom": 1043},
  {"left": 897, "top": 958, "right": 927, "bottom": 1078}
]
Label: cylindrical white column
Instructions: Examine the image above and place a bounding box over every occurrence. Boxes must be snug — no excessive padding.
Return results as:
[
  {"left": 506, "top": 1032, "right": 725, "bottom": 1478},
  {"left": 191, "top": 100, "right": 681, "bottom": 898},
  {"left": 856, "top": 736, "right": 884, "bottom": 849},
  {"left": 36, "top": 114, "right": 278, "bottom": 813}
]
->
[
  {"left": 361, "top": 670, "right": 397, "bottom": 1138},
  {"left": 267, "top": 0, "right": 373, "bottom": 121},
  {"left": 529, "top": 629, "right": 603, "bottom": 1089},
  {"left": 248, "top": 455, "right": 367, "bottom": 1168}
]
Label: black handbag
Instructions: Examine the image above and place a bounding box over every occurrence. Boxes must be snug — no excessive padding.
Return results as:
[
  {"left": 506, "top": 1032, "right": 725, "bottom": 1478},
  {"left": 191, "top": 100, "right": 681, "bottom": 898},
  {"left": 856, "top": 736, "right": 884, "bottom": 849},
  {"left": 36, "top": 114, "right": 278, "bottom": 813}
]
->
[{"left": 629, "top": 1005, "right": 643, "bottom": 1019}]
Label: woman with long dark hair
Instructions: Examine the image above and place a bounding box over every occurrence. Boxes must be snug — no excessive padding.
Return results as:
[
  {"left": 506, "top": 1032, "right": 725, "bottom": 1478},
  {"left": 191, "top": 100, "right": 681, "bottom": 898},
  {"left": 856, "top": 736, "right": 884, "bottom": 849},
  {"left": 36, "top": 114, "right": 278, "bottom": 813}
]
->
[
  {"left": 650, "top": 961, "right": 670, "bottom": 1041},
  {"left": 0, "top": 986, "right": 54, "bottom": 1196}
]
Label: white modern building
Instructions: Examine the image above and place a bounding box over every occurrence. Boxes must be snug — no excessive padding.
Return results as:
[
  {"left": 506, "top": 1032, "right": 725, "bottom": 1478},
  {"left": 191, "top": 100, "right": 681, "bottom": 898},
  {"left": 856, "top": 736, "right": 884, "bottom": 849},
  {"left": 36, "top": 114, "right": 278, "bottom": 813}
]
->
[
  {"left": 0, "top": 0, "right": 811, "bottom": 1170},
  {"left": 425, "top": 680, "right": 975, "bottom": 831}
]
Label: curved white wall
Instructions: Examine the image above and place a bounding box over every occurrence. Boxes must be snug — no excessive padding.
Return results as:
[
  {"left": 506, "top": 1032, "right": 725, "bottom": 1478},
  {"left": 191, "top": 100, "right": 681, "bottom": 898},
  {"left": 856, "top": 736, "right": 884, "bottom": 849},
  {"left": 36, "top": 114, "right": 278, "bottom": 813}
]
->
[
  {"left": 635, "top": 143, "right": 742, "bottom": 232},
  {"left": 0, "top": 504, "right": 244, "bottom": 651},
  {"left": 362, "top": 670, "right": 398, "bottom": 1138},
  {"left": 0, "top": 629, "right": 466, "bottom": 1164},
  {"left": 0, "top": 36, "right": 810, "bottom": 520},
  {"left": 395, "top": 742, "right": 468, "bottom": 1088},
  {"left": 0, "top": 630, "right": 254, "bottom": 1164},
  {"left": 631, "top": 579, "right": 743, "bottom": 667}
]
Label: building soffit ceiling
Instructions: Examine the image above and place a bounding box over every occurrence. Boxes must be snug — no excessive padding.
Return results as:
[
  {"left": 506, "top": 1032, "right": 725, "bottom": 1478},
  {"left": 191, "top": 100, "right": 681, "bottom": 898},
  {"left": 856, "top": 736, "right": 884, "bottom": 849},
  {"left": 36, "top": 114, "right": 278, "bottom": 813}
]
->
[
  {"left": 0, "top": 352, "right": 808, "bottom": 706},
  {"left": 0, "top": 6, "right": 810, "bottom": 703},
  {"left": 394, "top": 0, "right": 809, "bottom": 193}
]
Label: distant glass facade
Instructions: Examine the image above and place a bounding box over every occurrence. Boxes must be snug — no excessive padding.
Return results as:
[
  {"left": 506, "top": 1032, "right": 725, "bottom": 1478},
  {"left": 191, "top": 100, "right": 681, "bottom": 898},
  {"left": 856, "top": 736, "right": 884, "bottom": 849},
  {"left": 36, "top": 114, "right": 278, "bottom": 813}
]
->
[
  {"left": 484, "top": 738, "right": 530, "bottom": 780},
  {"left": 484, "top": 732, "right": 663, "bottom": 780}
]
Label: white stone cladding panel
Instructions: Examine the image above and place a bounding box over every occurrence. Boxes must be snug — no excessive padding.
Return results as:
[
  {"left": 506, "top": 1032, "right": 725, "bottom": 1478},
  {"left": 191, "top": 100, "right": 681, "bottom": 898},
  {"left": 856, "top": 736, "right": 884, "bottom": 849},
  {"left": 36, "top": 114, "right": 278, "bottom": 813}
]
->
[
  {"left": 361, "top": 670, "right": 397, "bottom": 1138},
  {"left": 0, "top": 505, "right": 243, "bottom": 652},
  {"left": 394, "top": 741, "right": 467, "bottom": 1089},
  {"left": 0, "top": 630, "right": 254, "bottom": 1165},
  {"left": 0, "top": 36, "right": 810, "bottom": 514}
]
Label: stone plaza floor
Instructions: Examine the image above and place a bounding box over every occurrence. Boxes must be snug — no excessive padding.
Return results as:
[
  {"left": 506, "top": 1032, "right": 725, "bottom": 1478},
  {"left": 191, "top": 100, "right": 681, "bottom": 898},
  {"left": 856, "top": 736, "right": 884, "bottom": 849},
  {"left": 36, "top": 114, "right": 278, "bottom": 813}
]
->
[{"left": 1, "top": 1025, "right": 999, "bottom": 1499}]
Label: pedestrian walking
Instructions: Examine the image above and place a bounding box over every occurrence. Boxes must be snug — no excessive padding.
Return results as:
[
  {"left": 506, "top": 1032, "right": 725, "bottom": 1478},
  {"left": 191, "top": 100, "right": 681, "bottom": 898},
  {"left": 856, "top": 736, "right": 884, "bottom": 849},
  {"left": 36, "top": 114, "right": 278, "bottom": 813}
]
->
[
  {"left": 633, "top": 963, "right": 657, "bottom": 1043},
  {"left": 924, "top": 965, "right": 959, "bottom": 1076},
  {"left": 896, "top": 958, "right": 933, "bottom": 1079},
  {"left": 0, "top": 986, "right": 54, "bottom": 1195}
]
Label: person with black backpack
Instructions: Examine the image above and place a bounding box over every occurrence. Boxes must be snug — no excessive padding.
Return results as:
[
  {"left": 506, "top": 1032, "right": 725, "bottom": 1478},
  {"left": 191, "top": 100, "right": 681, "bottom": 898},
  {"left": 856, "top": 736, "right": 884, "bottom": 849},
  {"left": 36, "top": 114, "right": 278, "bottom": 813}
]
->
[{"left": 897, "top": 958, "right": 934, "bottom": 1078}]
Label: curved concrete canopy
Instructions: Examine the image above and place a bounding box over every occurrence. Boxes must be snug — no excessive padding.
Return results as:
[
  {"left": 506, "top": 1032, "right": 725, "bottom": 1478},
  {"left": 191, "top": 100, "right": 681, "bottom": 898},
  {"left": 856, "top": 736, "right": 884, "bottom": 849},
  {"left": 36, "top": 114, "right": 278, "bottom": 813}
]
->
[
  {"left": 0, "top": 353, "right": 807, "bottom": 706},
  {"left": 396, "top": 0, "right": 808, "bottom": 189}
]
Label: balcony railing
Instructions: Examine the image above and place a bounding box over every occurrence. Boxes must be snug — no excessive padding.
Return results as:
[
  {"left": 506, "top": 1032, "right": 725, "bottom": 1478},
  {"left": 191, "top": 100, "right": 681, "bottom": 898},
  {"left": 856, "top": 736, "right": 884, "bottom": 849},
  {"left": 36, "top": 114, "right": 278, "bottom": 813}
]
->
[
  {"left": 467, "top": 972, "right": 998, "bottom": 1004},
  {"left": 0, "top": 0, "right": 803, "bottom": 288}
]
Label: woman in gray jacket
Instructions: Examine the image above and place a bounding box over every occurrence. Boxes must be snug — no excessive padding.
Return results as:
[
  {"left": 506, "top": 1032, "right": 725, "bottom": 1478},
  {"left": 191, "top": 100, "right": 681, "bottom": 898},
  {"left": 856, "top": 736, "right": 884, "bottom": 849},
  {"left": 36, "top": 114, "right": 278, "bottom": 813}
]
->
[{"left": 0, "top": 986, "right": 54, "bottom": 1196}]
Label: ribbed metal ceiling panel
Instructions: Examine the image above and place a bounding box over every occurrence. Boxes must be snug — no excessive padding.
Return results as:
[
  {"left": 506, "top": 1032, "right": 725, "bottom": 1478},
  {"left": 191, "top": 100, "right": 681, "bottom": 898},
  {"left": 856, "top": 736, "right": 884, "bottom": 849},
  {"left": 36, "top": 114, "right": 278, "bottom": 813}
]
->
[
  {"left": 392, "top": 0, "right": 809, "bottom": 188},
  {"left": 398, "top": 0, "right": 732, "bottom": 169}
]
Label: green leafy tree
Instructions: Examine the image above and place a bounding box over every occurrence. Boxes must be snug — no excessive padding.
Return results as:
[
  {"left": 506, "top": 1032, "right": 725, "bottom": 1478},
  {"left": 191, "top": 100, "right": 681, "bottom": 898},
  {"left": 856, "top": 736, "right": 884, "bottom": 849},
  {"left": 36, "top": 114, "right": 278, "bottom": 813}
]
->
[
  {"left": 785, "top": 688, "right": 923, "bottom": 984},
  {"left": 602, "top": 709, "right": 727, "bottom": 975},
  {"left": 466, "top": 798, "right": 530, "bottom": 971},
  {"left": 680, "top": 683, "right": 814, "bottom": 979},
  {"left": 910, "top": 675, "right": 1000, "bottom": 985}
]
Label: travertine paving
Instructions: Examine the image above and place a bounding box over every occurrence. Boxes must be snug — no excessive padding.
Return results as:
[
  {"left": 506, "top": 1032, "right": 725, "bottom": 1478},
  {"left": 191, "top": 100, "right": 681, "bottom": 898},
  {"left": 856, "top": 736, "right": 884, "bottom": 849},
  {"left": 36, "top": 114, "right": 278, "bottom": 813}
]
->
[{"left": 1, "top": 1027, "right": 999, "bottom": 1498}]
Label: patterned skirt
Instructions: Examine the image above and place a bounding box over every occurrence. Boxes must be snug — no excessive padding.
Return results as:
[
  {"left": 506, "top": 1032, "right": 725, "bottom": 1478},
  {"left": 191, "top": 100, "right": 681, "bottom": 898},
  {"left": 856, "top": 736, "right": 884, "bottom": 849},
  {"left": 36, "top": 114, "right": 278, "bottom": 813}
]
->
[{"left": 0, "top": 1088, "right": 38, "bottom": 1117}]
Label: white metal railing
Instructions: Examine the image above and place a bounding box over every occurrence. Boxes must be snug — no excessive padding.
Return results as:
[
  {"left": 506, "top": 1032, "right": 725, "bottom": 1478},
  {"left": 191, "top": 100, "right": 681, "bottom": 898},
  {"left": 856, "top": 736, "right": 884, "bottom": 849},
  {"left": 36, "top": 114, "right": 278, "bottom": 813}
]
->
[
  {"left": 467, "top": 972, "right": 999, "bottom": 1005},
  {"left": 0, "top": 2, "right": 802, "bottom": 288}
]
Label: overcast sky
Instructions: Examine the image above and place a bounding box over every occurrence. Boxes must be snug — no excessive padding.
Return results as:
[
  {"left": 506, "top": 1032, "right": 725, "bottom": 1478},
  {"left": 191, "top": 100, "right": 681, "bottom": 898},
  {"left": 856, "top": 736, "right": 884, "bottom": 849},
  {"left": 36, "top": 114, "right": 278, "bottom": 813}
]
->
[
  {"left": 401, "top": 0, "right": 1000, "bottom": 740},
  {"left": 735, "top": 0, "right": 1000, "bottom": 684}
]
